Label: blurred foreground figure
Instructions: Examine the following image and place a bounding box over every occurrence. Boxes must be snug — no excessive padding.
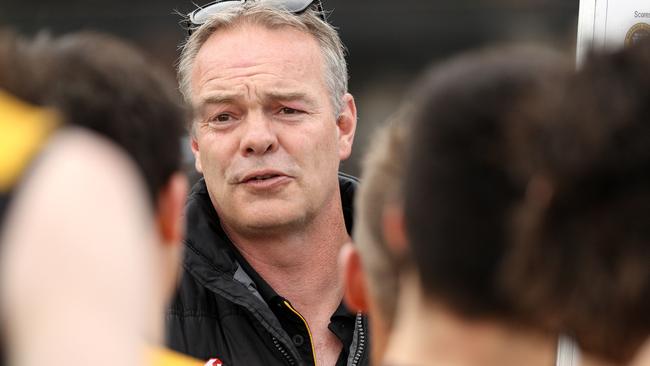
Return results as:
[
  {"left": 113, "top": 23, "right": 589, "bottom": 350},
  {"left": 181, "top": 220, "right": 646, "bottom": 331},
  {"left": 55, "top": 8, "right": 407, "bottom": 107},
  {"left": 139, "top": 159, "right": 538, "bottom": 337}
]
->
[
  {"left": 378, "top": 47, "right": 571, "bottom": 366},
  {"left": 341, "top": 116, "right": 410, "bottom": 365},
  {"left": 505, "top": 40, "right": 650, "bottom": 366},
  {"left": 0, "top": 30, "right": 201, "bottom": 366}
]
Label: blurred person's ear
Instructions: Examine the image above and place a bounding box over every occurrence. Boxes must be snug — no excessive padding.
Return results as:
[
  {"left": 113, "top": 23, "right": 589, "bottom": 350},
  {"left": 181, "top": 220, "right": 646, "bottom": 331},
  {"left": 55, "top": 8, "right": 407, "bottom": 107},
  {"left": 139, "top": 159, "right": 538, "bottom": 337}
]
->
[
  {"left": 157, "top": 172, "right": 189, "bottom": 300},
  {"left": 337, "top": 93, "right": 357, "bottom": 161},
  {"left": 340, "top": 242, "right": 369, "bottom": 312},
  {"left": 382, "top": 203, "right": 408, "bottom": 254},
  {"left": 157, "top": 172, "right": 189, "bottom": 246}
]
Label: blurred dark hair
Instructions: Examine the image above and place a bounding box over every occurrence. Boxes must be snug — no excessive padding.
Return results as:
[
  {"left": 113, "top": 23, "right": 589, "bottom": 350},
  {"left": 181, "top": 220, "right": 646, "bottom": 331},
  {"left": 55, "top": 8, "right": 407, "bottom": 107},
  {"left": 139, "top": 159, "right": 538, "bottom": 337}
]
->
[
  {"left": 46, "top": 32, "right": 188, "bottom": 206},
  {"left": 403, "top": 46, "right": 570, "bottom": 324},
  {"left": 505, "top": 40, "right": 650, "bottom": 363},
  {"left": 0, "top": 29, "right": 49, "bottom": 105},
  {"left": 0, "top": 30, "right": 187, "bottom": 206}
]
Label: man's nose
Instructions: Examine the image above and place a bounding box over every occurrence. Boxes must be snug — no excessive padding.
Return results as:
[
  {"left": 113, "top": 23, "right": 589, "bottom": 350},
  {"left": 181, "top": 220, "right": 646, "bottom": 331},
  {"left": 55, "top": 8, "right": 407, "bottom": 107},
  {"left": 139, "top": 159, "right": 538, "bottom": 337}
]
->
[{"left": 239, "top": 112, "right": 278, "bottom": 156}]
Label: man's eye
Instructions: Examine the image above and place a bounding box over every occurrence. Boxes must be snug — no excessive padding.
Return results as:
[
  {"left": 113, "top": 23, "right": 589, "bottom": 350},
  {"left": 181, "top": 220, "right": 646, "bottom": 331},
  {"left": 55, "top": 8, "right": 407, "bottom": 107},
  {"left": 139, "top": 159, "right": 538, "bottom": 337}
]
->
[
  {"left": 280, "top": 107, "right": 300, "bottom": 115},
  {"left": 211, "top": 114, "right": 232, "bottom": 123}
]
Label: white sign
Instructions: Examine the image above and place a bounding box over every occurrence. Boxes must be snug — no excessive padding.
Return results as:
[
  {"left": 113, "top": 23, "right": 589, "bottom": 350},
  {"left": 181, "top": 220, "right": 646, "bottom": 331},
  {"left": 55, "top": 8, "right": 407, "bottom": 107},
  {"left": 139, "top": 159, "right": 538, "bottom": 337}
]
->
[{"left": 577, "top": 0, "right": 650, "bottom": 65}]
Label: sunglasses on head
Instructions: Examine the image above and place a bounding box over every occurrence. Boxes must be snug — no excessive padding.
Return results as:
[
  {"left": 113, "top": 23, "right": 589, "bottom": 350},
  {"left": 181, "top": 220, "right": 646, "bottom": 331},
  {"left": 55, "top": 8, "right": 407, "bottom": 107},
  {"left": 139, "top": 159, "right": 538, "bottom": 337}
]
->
[{"left": 184, "top": 0, "right": 325, "bottom": 34}]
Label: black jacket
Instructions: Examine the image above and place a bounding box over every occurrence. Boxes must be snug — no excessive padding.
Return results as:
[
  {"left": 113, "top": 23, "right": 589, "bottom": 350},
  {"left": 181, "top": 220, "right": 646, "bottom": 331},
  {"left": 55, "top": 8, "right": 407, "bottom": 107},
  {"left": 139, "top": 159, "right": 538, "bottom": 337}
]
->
[{"left": 166, "top": 173, "right": 369, "bottom": 366}]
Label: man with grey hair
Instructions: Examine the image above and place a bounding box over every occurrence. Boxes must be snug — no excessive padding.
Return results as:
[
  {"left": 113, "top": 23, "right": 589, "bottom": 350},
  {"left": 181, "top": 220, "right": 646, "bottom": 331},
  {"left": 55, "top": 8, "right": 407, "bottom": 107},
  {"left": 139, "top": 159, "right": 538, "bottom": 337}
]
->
[{"left": 166, "top": 1, "right": 367, "bottom": 365}]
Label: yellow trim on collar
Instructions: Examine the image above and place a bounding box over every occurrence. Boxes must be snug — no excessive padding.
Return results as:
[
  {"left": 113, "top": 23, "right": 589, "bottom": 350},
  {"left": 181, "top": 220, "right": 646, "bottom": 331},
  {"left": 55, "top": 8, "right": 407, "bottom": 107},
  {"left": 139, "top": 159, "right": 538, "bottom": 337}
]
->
[
  {"left": 283, "top": 300, "right": 318, "bottom": 366},
  {"left": 147, "top": 347, "right": 206, "bottom": 366},
  {"left": 0, "top": 90, "right": 57, "bottom": 192}
]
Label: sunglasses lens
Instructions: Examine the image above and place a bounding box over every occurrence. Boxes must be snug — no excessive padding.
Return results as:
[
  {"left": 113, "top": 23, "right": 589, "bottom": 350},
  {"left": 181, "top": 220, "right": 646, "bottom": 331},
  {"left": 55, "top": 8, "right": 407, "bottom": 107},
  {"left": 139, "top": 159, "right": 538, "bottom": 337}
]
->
[
  {"left": 266, "top": 0, "right": 315, "bottom": 13},
  {"left": 190, "top": 0, "right": 245, "bottom": 25},
  {"left": 188, "top": 0, "right": 320, "bottom": 27}
]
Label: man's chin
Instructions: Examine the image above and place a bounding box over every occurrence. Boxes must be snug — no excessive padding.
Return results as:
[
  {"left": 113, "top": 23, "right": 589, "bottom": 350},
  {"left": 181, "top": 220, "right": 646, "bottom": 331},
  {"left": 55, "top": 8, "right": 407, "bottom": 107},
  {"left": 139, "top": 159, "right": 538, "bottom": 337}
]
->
[
  {"left": 234, "top": 210, "right": 308, "bottom": 236},
  {"left": 245, "top": 215, "right": 303, "bottom": 232}
]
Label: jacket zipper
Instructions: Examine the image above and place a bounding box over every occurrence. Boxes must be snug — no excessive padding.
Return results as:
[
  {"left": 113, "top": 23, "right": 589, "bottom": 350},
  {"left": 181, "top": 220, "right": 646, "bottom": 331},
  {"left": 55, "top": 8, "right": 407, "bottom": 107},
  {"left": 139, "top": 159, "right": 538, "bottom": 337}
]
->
[
  {"left": 273, "top": 336, "right": 297, "bottom": 366},
  {"left": 349, "top": 313, "right": 366, "bottom": 366}
]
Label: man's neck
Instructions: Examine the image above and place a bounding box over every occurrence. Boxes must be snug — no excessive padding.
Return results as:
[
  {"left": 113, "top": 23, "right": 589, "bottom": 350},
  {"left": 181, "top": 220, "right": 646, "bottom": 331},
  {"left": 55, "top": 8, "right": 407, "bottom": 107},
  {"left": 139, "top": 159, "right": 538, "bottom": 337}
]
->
[
  {"left": 384, "top": 274, "right": 556, "bottom": 366},
  {"left": 233, "top": 231, "right": 346, "bottom": 311},
  {"left": 223, "top": 194, "right": 349, "bottom": 365},
  {"left": 223, "top": 193, "right": 348, "bottom": 304}
]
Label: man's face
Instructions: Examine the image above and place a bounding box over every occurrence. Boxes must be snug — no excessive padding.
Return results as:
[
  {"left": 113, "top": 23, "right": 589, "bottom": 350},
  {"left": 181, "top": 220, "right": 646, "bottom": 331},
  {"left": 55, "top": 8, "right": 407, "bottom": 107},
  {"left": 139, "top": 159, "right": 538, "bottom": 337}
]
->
[{"left": 190, "top": 23, "right": 355, "bottom": 234}]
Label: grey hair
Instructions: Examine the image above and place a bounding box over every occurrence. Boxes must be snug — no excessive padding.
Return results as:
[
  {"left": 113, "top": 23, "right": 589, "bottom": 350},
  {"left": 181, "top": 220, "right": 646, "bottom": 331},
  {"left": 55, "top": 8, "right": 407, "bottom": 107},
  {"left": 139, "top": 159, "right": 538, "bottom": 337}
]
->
[
  {"left": 177, "top": 2, "right": 348, "bottom": 118},
  {"left": 354, "top": 110, "right": 411, "bottom": 326}
]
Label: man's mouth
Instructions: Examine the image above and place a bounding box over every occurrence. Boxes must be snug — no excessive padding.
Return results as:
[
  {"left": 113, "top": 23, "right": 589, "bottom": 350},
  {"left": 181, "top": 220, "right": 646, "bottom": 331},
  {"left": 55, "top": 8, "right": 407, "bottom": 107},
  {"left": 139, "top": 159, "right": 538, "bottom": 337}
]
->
[
  {"left": 238, "top": 170, "right": 293, "bottom": 189},
  {"left": 244, "top": 173, "right": 281, "bottom": 182}
]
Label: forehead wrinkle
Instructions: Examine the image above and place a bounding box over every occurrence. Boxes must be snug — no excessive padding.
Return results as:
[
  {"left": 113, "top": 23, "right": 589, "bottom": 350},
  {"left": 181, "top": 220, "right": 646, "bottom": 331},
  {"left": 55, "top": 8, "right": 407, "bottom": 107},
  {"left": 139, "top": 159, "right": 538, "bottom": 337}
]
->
[
  {"left": 197, "top": 66, "right": 298, "bottom": 94},
  {"left": 191, "top": 24, "right": 328, "bottom": 106},
  {"left": 192, "top": 58, "right": 283, "bottom": 101},
  {"left": 198, "top": 70, "right": 311, "bottom": 99},
  {"left": 200, "top": 63, "right": 309, "bottom": 87}
]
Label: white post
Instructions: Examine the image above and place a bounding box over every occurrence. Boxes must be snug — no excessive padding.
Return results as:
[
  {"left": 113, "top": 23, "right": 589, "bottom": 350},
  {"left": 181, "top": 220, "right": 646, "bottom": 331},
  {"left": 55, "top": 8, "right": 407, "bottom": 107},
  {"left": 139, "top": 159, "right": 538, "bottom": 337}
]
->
[{"left": 576, "top": 0, "right": 650, "bottom": 67}]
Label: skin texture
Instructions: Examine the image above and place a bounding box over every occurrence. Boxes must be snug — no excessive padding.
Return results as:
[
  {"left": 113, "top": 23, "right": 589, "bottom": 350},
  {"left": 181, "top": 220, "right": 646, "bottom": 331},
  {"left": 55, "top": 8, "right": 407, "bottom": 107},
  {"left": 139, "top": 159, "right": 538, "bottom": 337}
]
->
[{"left": 190, "top": 23, "right": 355, "bottom": 239}]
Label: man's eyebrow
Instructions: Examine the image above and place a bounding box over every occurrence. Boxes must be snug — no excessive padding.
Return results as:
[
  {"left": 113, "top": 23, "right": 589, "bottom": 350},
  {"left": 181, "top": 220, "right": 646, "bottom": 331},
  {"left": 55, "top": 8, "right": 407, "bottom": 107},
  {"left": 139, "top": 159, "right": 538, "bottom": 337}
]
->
[
  {"left": 198, "top": 92, "right": 243, "bottom": 106},
  {"left": 194, "top": 93, "right": 243, "bottom": 116},
  {"left": 264, "top": 91, "right": 317, "bottom": 107},
  {"left": 194, "top": 91, "right": 318, "bottom": 112}
]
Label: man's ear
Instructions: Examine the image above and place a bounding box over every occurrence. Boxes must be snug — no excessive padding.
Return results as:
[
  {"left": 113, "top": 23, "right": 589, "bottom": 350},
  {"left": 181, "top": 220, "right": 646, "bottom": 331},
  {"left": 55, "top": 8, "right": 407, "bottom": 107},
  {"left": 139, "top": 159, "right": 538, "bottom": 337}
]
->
[
  {"left": 337, "top": 93, "right": 357, "bottom": 161},
  {"left": 191, "top": 136, "right": 203, "bottom": 173},
  {"left": 340, "top": 243, "right": 369, "bottom": 313},
  {"left": 382, "top": 202, "right": 409, "bottom": 255},
  {"left": 157, "top": 172, "right": 189, "bottom": 246}
]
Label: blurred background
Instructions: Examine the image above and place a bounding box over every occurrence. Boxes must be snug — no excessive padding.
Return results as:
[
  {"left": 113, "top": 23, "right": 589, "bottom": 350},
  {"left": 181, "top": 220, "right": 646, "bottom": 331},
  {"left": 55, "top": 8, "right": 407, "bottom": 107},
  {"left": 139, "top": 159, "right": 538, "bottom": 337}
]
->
[{"left": 0, "top": 0, "right": 579, "bottom": 178}]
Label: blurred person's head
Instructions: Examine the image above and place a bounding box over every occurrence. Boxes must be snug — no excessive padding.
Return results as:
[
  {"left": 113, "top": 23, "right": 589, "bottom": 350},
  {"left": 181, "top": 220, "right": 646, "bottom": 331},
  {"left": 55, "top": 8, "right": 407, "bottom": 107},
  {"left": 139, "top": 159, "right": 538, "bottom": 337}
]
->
[
  {"left": 0, "top": 31, "right": 58, "bottom": 365},
  {"left": 1, "top": 29, "right": 188, "bottom": 217},
  {"left": 45, "top": 31, "right": 188, "bottom": 212},
  {"left": 0, "top": 30, "right": 189, "bottom": 361},
  {"left": 33, "top": 31, "right": 189, "bottom": 305},
  {"left": 177, "top": 1, "right": 356, "bottom": 239},
  {"left": 386, "top": 46, "right": 570, "bottom": 366},
  {"left": 504, "top": 40, "right": 650, "bottom": 365},
  {"left": 403, "top": 46, "right": 569, "bottom": 324},
  {"left": 342, "top": 115, "right": 411, "bottom": 364}
]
